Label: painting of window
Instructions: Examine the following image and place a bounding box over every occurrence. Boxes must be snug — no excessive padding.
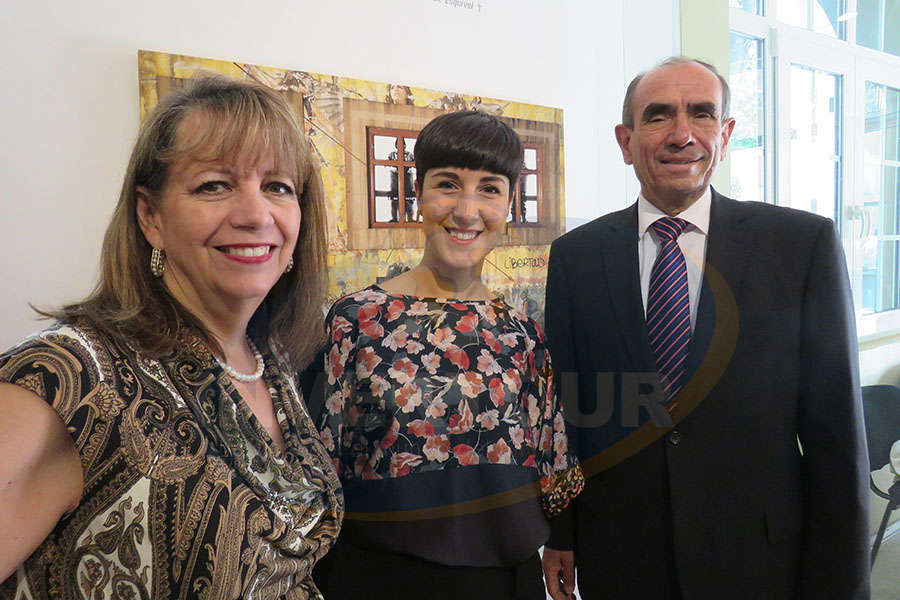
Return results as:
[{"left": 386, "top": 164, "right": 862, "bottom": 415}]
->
[
  {"left": 367, "top": 129, "right": 546, "bottom": 229},
  {"left": 138, "top": 50, "right": 566, "bottom": 324},
  {"left": 368, "top": 128, "right": 420, "bottom": 227},
  {"left": 345, "top": 98, "right": 559, "bottom": 248}
]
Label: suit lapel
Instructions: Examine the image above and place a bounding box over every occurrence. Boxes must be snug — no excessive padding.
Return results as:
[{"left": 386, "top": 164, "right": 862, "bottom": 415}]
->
[
  {"left": 600, "top": 192, "right": 749, "bottom": 378},
  {"left": 685, "top": 189, "right": 749, "bottom": 378},
  {"left": 600, "top": 204, "right": 655, "bottom": 368}
]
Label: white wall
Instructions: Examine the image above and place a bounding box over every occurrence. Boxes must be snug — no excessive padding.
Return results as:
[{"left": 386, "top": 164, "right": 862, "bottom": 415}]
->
[
  {"left": 0, "top": 0, "right": 683, "bottom": 350},
  {"left": 619, "top": 0, "right": 680, "bottom": 207}
]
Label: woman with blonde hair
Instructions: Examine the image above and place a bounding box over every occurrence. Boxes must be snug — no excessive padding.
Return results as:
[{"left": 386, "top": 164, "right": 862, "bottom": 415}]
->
[{"left": 0, "top": 76, "right": 341, "bottom": 599}]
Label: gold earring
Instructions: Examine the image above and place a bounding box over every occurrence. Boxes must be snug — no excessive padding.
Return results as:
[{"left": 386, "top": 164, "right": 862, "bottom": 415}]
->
[
  {"left": 150, "top": 247, "right": 165, "bottom": 278},
  {"left": 285, "top": 257, "right": 294, "bottom": 273}
]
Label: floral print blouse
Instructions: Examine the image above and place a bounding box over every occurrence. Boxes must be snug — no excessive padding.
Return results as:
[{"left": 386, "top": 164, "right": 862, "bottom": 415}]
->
[{"left": 319, "top": 286, "right": 582, "bottom": 566}]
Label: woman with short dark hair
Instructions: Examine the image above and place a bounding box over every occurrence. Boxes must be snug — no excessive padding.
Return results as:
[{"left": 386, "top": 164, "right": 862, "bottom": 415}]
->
[{"left": 316, "top": 110, "right": 582, "bottom": 600}]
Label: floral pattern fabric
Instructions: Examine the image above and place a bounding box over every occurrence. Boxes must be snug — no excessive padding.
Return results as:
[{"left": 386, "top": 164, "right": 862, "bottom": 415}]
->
[
  {"left": 0, "top": 322, "right": 342, "bottom": 600},
  {"left": 319, "top": 285, "right": 582, "bottom": 516}
]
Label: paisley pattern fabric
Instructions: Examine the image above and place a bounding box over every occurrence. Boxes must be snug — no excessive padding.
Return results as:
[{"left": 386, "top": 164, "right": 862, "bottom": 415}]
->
[{"left": 0, "top": 322, "right": 342, "bottom": 600}]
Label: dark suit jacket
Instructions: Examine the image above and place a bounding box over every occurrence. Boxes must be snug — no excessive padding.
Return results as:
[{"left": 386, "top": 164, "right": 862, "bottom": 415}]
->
[{"left": 544, "top": 190, "right": 870, "bottom": 600}]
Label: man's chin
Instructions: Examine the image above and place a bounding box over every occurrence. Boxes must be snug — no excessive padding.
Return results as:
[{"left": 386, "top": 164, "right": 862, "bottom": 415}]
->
[{"left": 662, "top": 175, "right": 711, "bottom": 195}]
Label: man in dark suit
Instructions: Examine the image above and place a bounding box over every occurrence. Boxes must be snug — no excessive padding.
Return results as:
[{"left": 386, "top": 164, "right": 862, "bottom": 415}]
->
[{"left": 541, "top": 57, "right": 870, "bottom": 600}]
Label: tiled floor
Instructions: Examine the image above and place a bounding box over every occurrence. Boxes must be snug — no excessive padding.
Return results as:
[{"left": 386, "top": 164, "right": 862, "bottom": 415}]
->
[
  {"left": 870, "top": 468, "right": 899, "bottom": 599},
  {"left": 872, "top": 521, "right": 899, "bottom": 600}
]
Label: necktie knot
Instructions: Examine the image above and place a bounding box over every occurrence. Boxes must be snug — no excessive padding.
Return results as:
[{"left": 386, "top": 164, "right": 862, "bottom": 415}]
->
[{"left": 651, "top": 217, "right": 688, "bottom": 242}]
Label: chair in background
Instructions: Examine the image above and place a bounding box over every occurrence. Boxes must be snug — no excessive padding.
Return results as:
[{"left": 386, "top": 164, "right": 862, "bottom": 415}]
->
[{"left": 861, "top": 384, "right": 900, "bottom": 568}]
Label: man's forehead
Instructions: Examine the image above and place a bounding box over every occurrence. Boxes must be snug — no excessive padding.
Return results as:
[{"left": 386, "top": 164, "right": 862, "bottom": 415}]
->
[{"left": 634, "top": 63, "right": 723, "bottom": 109}]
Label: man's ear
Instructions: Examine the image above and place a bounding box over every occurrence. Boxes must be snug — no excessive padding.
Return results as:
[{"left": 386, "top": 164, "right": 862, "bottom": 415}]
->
[
  {"left": 135, "top": 186, "right": 163, "bottom": 249},
  {"left": 718, "top": 117, "right": 737, "bottom": 160},
  {"left": 614, "top": 124, "right": 635, "bottom": 165}
]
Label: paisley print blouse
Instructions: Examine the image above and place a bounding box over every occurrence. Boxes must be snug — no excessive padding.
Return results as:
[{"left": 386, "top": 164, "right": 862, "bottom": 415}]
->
[
  {"left": 0, "top": 322, "right": 342, "bottom": 600},
  {"left": 319, "top": 286, "right": 582, "bottom": 566}
]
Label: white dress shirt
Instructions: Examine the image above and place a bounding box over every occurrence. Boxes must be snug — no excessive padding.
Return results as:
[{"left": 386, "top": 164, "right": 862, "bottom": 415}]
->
[{"left": 637, "top": 188, "right": 710, "bottom": 330}]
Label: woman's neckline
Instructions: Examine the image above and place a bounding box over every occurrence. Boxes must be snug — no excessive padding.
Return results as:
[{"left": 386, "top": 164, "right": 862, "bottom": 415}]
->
[{"left": 369, "top": 283, "right": 504, "bottom": 304}]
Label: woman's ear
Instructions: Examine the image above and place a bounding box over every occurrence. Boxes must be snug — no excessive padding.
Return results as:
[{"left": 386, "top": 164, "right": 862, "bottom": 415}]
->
[{"left": 135, "top": 186, "right": 163, "bottom": 249}]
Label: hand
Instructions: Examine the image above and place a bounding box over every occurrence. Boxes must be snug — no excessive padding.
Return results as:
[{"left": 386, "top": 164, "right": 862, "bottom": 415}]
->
[{"left": 542, "top": 547, "right": 576, "bottom": 600}]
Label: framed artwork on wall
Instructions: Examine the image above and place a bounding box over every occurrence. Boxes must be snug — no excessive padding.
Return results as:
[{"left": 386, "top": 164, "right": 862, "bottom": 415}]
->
[{"left": 139, "top": 50, "right": 565, "bottom": 324}]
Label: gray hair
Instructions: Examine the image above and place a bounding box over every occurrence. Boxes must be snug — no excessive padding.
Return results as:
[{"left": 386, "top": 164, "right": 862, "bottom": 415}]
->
[{"left": 621, "top": 56, "right": 731, "bottom": 129}]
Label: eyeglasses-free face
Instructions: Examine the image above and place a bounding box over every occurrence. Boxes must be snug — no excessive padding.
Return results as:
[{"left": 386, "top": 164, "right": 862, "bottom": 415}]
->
[{"left": 416, "top": 167, "right": 511, "bottom": 277}]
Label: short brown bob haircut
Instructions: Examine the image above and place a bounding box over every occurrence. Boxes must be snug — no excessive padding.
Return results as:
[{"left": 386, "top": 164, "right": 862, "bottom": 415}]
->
[{"left": 47, "top": 76, "right": 328, "bottom": 370}]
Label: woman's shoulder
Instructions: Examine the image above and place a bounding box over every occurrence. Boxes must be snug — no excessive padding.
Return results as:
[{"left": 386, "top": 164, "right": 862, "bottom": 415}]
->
[
  {"left": 517, "top": 310, "right": 546, "bottom": 341},
  {"left": 327, "top": 285, "right": 392, "bottom": 320},
  {"left": 491, "top": 298, "right": 544, "bottom": 335},
  {"left": 0, "top": 321, "right": 116, "bottom": 422},
  {"left": 1, "top": 321, "right": 105, "bottom": 372}
]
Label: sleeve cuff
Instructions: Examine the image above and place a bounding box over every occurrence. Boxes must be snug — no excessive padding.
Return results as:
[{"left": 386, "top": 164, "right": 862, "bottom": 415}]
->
[{"left": 545, "top": 502, "right": 576, "bottom": 550}]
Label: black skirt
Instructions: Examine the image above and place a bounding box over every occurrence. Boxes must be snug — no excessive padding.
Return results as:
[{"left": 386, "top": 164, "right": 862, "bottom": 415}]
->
[{"left": 313, "top": 539, "right": 546, "bottom": 600}]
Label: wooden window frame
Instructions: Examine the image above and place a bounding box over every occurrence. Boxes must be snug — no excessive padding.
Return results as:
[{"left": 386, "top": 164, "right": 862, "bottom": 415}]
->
[
  {"left": 511, "top": 143, "right": 543, "bottom": 227},
  {"left": 367, "top": 127, "right": 420, "bottom": 228}
]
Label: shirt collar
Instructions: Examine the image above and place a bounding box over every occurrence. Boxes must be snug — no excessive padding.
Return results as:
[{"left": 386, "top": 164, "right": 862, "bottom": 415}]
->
[{"left": 637, "top": 187, "right": 711, "bottom": 239}]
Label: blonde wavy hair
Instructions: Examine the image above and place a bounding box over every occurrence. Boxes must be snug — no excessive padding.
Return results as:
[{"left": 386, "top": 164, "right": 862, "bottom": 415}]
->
[{"left": 46, "top": 76, "right": 328, "bottom": 370}]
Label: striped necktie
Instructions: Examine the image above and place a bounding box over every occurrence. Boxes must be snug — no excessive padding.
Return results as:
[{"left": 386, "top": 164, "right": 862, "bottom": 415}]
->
[{"left": 646, "top": 216, "right": 691, "bottom": 405}]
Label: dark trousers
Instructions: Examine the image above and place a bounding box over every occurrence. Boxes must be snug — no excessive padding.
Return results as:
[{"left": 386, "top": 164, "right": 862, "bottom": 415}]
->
[{"left": 314, "top": 539, "right": 545, "bottom": 600}]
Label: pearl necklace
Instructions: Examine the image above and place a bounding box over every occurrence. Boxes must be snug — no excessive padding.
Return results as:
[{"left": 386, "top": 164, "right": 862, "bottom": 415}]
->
[{"left": 216, "top": 338, "right": 265, "bottom": 382}]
